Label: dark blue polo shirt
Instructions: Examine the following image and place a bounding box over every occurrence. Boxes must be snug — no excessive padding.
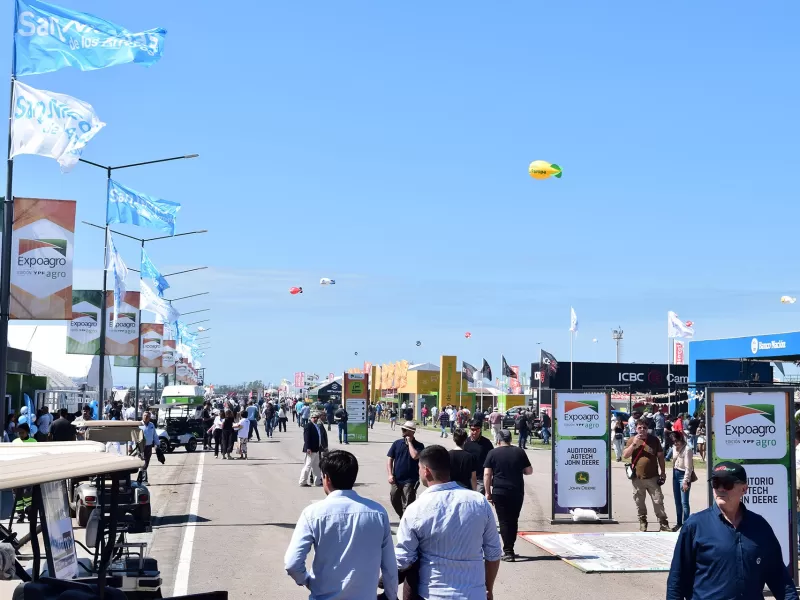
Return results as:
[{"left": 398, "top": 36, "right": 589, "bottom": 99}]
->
[
  {"left": 387, "top": 438, "right": 425, "bottom": 485},
  {"left": 667, "top": 501, "right": 797, "bottom": 600}
]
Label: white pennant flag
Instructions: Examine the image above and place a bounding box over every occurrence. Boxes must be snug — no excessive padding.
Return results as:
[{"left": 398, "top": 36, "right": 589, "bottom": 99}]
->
[
  {"left": 668, "top": 311, "right": 694, "bottom": 339},
  {"left": 11, "top": 80, "right": 106, "bottom": 173},
  {"left": 570, "top": 307, "right": 578, "bottom": 333},
  {"left": 105, "top": 231, "right": 127, "bottom": 327},
  {"left": 140, "top": 279, "right": 180, "bottom": 325}
]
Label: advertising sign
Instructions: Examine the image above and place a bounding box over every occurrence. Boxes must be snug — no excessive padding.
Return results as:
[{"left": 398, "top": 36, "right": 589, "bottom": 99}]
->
[
  {"left": 552, "top": 391, "right": 613, "bottom": 523},
  {"left": 344, "top": 372, "right": 369, "bottom": 442},
  {"left": 438, "top": 355, "right": 458, "bottom": 409},
  {"left": 104, "top": 291, "right": 139, "bottom": 356},
  {"left": 10, "top": 197, "right": 76, "bottom": 319},
  {"left": 510, "top": 365, "right": 522, "bottom": 394},
  {"left": 160, "top": 339, "right": 176, "bottom": 372},
  {"left": 707, "top": 389, "right": 796, "bottom": 573},
  {"left": 673, "top": 340, "right": 685, "bottom": 365},
  {"left": 41, "top": 481, "right": 78, "bottom": 579},
  {"left": 140, "top": 323, "right": 163, "bottom": 368},
  {"left": 67, "top": 290, "right": 102, "bottom": 355}
]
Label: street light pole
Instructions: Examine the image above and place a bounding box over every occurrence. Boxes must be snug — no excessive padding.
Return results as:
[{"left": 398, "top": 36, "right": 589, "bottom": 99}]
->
[{"left": 77, "top": 154, "right": 198, "bottom": 408}]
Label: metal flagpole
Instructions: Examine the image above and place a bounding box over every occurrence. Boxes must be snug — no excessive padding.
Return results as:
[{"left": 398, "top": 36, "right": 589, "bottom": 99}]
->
[
  {"left": 98, "top": 171, "right": 111, "bottom": 407},
  {"left": 570, "top": 330, "right": 574, "bottom": 389},
  {"left": 134, "top": 240, "right": 144, "bottom": 416},
  {"left": 667, "top": 335, "right": 672, "bottom": 414},
  {"left": 538, "top": 348, "right": 543, "bottom": 414}
]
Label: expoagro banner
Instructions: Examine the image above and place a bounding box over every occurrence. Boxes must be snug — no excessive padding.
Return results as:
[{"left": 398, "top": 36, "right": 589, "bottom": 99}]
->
[
  {"left": 67, "top": 290, "right": 102, "bottom": 354},
  {"left": 344, "top": 373, "right": 369, "bottom": 442},
  {"left": 176, "top": 359, "right": 189, "bottom": 382},
  {"left": 552, "top": 391, "right": 612, "bottom": 523},
  {"left": 140, "top": 323, "right": 163, "bottom": 368},
  {"left": 10, "top": 197, "right": 75, "bottom": 319},
  {"left": 708, "top": 389, "right": 796, "bottom": 572},
  {"left": 105, "top": 290, "right": 139, "bottom": 357},
  {"left": 160, "top": 339, "right": 176, "bottom": 373}
]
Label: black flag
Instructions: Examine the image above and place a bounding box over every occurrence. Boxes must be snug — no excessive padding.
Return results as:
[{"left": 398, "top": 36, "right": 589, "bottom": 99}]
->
[
  {"left": 462, "top": 361, "right": 477, "bottom": 383},
  {"left": 479, "top": 358, "right": 492, "bottom": 382},
  {"left": 502, "top": 356, "right": 516, "bottom": 378},
  {"left": 540, "top": 350, "right": 558, "bottom": 387}
]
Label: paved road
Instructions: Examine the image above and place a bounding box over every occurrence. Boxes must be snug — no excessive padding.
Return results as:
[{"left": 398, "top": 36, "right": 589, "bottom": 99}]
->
[{"left": 142, "top": 420, "right": 710, "bottom": 599}]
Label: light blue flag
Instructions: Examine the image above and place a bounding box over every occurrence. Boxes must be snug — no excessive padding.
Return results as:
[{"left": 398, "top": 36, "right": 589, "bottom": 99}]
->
[
  {"left": 107, "top": 179, "right": 180, "bottom": 235},
  {"left": 141, "top": 249, "right": 169, "bottom": 296},
  {"left": 14, "top": 0, "right": 166, "bottom": 76},
  {"left": 105, "top": 230, "right": 128, "bottom": 326}
]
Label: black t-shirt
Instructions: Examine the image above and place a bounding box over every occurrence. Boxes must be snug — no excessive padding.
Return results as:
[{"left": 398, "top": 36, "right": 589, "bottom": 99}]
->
[
  {"left": 688, "top": 418, "right": 700, "bottom": 435},
  {"left": 389, "top": 409, "right": 398, "bottom": 418},
  {"left": 50, "top": 417, "right": 76, "bottom": 442},
  {"left": 403, "top": 408, "right": 413, "bottom": 421},
  {"left": 517, "top": 415, "right": 530, "bottom": 433},
  {"left": 484, "top": 445, "right": 531, "bottom": 496},
  {"left": 222, "top": 416, "right": 234, "bottom": 431},
  {"left": 387, "top": 437, "right": 425, "bottom": 484},
  {"left": 464, "top": 436, "right": 494, "bottom": 476},
  {"left": 449, "top": 449, "right": 477, "bottom": 489}
]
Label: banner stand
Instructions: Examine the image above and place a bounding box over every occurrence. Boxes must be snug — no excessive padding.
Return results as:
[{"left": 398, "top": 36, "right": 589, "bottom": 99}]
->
[
  {"left": 550, "top": 390, "right": 616, "bottom": 525},
  {"left": 705, "top": 386, "right": 797, "bottom": 583}
]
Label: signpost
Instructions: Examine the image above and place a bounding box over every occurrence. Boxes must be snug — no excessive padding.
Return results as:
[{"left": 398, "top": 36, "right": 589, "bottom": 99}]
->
[
  {"left": 706, "top": 388, "right": 796, "bottom": 580},
  {"left": 344, "top": 372, "right": 369, "bottom": 442},
  {"left": 551, "top": 391, "right": 615, "bottom": 524}
]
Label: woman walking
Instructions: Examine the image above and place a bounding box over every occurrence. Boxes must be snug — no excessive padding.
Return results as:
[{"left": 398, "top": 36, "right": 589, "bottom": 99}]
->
[
  {"left": 209, "top": 411, "right": 224, "bottom": 458},
  {"left": 221, "top": 409, "right": 235, "bottom": 460},
  {"left": 670, "top": 431, "right": 693, "bottom": 531},
  {"left": 695, "top": 423, "right": 706, "bottom": 461},
  {"left": 277, "top": 402, "right": 288, "bottom": 432},
  {"left": 612, "top": 417, "right": 625, "bottom": 462}
]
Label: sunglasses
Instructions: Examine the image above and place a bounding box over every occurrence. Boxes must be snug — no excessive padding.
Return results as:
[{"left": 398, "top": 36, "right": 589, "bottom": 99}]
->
[{"left": 711, "top": 479, "right": 737, "bottom": 491}]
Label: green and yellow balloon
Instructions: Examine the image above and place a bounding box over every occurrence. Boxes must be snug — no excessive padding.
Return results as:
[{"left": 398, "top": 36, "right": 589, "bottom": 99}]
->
[{"left": 528, "top": 160, "right": 562, "bottom": 180}]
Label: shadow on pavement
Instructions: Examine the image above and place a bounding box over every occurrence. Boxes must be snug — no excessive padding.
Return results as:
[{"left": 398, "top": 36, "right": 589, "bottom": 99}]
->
[{"left": 153, "top": 514, "right": 211, "bottom": 526}]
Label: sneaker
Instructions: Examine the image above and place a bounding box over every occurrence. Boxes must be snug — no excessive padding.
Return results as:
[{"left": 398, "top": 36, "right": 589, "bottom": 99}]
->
[
  {"left": 222, "top": 455, "right": 227, "bottom": 460},
  {"left": 659, "top": 522, "right": 671, "bottom": 532},
  {"left": 639, "top": 520, "right": 648, "bottom": 532},
  {"left": 299, "top": 483, "right": 311, "bottom": 487},
  {"left": 500, "top": 553, "right": 515, "bottom": 562},
  {"left": 671, "top": 524, "right": 682, "bottom": 532}
]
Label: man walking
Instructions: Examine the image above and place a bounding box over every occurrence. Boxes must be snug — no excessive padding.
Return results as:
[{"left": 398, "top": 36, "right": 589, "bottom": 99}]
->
[
  {"left": 516, "top": 412, "right": 531, "bottom": 450},
  {"left": 324, "top": 399, "right": 334, "bottom": 432},
  {"left": 541, "top": 410, "right": 551, "bottom": 445},
  {"left": 35, "top": 406, "right": 52, "bottom": 442},
  {"left": 653, "top": 409, "right": 665, "bottom": 445},
  {"left": 395, "top": 445, "right": 501, "bottom": 600},
  {"left": 299, "top": 411, "right": 328, "bottom": 487},
  {"left": 285, "top": 450, "right": 398, "bottom": 600},
  {"left": 138, "top": 411, "right": 157, "bottom": 484},
  {"left": 335, "top": 404, "right": 349, "bottom": 445},
  {"left": 464, "top": 418, "right": 494, "bottom": 494},
  {"left": 484, "top": 429, "right": 532, "bottom": 561},
  {"left": 263, "top": 400, "right": 275, "bottom": 438},
  {"left": 438, "top": 407, "right": 449, "bottom": 438},
  {"left": 622, "top": 418, "right": 670, "bottom": 531},
  {"left": 49, "top": 408, "right": 76, "bottom": 442},
  {"left": 246, "top": 400, "right": 261, "bottom": 442},
  {"left": 667, "top": 462, "right": 797, "bottom": 600},
  {"left": 487, "top": 407, "right": 502, "bottom": 444},
  {"left": 387, "top": 421, "right": 424, "bottom": 517}
]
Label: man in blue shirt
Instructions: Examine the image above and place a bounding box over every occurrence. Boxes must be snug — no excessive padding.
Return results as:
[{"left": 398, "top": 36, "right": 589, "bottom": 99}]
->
[
  {"left": 138, "top": 411, "right": 157, "bottom": 484},
  {"left": 667, "top": 461, "right": 797, "bottom": 600},
  {"left": 285, "top": 450, "right": 397, "bottom": 600},
  {"left": 387, "top": 422, "right": 424, "bottom": 517}
]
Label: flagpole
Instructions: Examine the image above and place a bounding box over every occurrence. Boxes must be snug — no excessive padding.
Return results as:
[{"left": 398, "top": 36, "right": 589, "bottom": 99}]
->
[
  {"left": 133, "top": 240, "right": 144, "bottom": 417},
  {"left": 98, "top": 171, "right": 111, "bottom": 408},
  {"left": 667, "top": 334, "right": 672, "bottom": 415},
  {"left": 538, "top": 348, "right": 543, "bottom": 414},
  {"left": 570, "top": 330, "right": 574, "bottom": 389},
  {"left": 0, "top": 66, "right": 15, "bottom": 435}
]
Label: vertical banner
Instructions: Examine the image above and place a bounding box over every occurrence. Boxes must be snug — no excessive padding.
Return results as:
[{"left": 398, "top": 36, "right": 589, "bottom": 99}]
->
[
  {"left": 105, "top": 291, "right": 140, "bottom": 357},
  {"left": 371, "top": 365, "right": 380, "bottom": 404},
  {"left": 344, "top": 372, "right": 369, "bottom": 442},
  {"left": 67, "top": 290, "right": 102, "bottom": 354},
  {"left": 140, "top": 323, "right": 164, "bottom": 368},
  {"left": 328, "top": 372, "right": 335, "bottom": 382},
  {"left": 510, "top": 365, "right": 522, "bottom": 394},
  {"left": 673, "top": 340, "right": 685, "bottom": 365},
  {"left": 438, "top": 355, "right": 457, "bottom": 411},
  {"left": 294, "top": 372, "right": 302, "bottom": 388},
  {"left": 707, "top": 389, "right": 796, "bottom": 576},
  {"left": 363, "top": 361, "right": 372, "bottom": 375},
  {"left": 160, "top": 340, "right": 176, "bottom": 373},
  {"left": 10, "top": 197, "right": 76, "bottom": 319},
  {"left": 176, "top": 360, "right": 189, "bottom": 382},
  {"left": 551, "top": 391, "right": 613, "bottom": 523}
]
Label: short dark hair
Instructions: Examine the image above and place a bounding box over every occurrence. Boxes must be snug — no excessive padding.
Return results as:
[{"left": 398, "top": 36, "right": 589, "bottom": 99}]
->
[
  {"left": 671, "top": 431, "right": 686, "bottom": 445},
  {"left": 320, "top": 450, "right": 358, "bottom": 490},
  {"left": 17, "top": 423, "right": 30, "bottom": 434},
  {"left": 468, "top": 418, "right": 482, "bottom": 429},
  {"left": 59, "top": 408, "right": 69, "bottom": 418},
  {"left": 453, "top": 428, "right": 468, "bottom": 447},
  {"left": 418, "top": 445, "right": 451, "bottom": 480}
]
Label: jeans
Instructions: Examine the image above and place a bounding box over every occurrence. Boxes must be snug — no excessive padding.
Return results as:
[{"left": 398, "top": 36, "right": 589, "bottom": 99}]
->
[
  {"left": 450, "top": 422, "right": 456, "bottom": 434},
  {"left": 390, "top": 482, "right": 418, "bottom": 518},
  {"left": 541, "top": 427, "right": 550, "bottom": 444},
  {"left": 440, "top": 424, "right": 448, "bottom": 437},
  {"left": 222, "top": 429, "right": 235, "bottom": 455},
  {"left": 248, "top": 419, "right": 260, "bottom": 441},
  {"left": 655, "top": 428, "right": 664, "bottom": 445},
  {"left": 518, "top": 432, "right": 528, "bottom": 449},
  {"left": 369, "top": 417, "right": 375, "bottom": 429},
  {"left": 338, "top": 421, "right": 348, "bottom": 443},
  {"left": 278, "top": 417, "right": 287, "bottom": 432},
  {"left": 672, "top": 469, "right": 691, "bottom": 526},
  {"left": 264, "top": 418, "right": 274, "bottom": 437},
  {"left": 493, "top": 492, "right": 523, "bottom": 555},
  {"left": 213, "top": 429, "right": 222, "bottom": 456},
  {"left": 688, "top": 434, "right": 698, "bottom": 452},
  {"left": 613, "top": 436, "right": 624, "bottom": 461}
]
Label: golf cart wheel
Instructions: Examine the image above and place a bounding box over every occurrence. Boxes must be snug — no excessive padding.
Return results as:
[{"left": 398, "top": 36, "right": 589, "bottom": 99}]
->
[
  {"left": 186, "top": 437, "right": 198, "bottom": 452},
  {"left": 77, "top": 502, "right": 90, "bottom": 528},
  {"left": 137, "top": 504, "right": 152, "bottom": 523},
  {"left": 159, "top": 438, "right": 170, "bottom": 454}
]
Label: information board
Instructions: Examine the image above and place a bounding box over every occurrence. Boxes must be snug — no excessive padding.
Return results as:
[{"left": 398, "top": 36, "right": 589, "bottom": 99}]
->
[
  {"left": 707, "top": 388, "right": 796, "bottom": 576},
  {"left": 41, "top": 481, "right": 78, "bottom": 579},
  {"left": 551, "top": 391, "right": 613, "bottom": 523},
  {"left": 344, "top": 373, "right": 369, "bottom": 442}
]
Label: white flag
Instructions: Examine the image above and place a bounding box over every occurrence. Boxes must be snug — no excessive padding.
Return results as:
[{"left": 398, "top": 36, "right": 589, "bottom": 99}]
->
[
  {"left": 570, "top": 307, "right": 578, "bottom": 333},
  {"left": 105, "top": 231, "right": 127, "bottom": 326},
  {"left": 668, "top": 311, "right": 694, "bottom": 339},
  {"left": 11, "top": 81, "right": 106, "bottom": 173},
  {"left": 140, "top": 279, "right": 180, "bottom": 325}
]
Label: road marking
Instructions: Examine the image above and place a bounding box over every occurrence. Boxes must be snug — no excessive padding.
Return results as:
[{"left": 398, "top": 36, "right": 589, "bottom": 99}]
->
[{"left": 172, "top": 452, "right": 205, "bottom": 597}]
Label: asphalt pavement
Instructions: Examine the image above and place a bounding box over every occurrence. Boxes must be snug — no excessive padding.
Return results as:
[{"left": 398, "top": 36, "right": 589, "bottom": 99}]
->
[{"left": 139, "top": 419, "right": 710, "bottom": 599}]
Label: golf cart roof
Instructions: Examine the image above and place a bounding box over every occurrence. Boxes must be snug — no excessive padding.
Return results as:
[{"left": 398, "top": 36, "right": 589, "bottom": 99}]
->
[
  {"left": 0, "top": 441, "right": 106, "bottom": 458},
  {"left": 71, "top": 420, "right": 143, "bottom": 443},
  {"left": 149, "top": 402, "right": 202, "bottom": 410},
  {"left": 0, "top": 453, "right": 141, "bottom": 490},
  {"left": 161, "top": 385, "right": 205, "bottom": 400},
  {"left": 72, "top": 419, "right": 143, "bottom": 427}
]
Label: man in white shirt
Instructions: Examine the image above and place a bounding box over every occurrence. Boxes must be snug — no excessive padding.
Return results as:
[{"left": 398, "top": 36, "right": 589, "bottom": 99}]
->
[
  {"left": 396, "top": 445, "right": 502, "bottom": 600},
  {"left": 123, "top": 403, "right": 136, "bottom": 421},
  {"left": 285, "top": 450, "right": 398, "bottom": 600},
  {"left": 234, "top": 414, "right": 250, "bottom": 459}
]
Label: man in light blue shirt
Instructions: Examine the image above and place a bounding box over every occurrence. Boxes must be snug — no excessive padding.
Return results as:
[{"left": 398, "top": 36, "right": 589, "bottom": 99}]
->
[
  {"left": 396, "top": 445, "right": 502, "bottom": 600},
  {"left": 139, "top": 411, "right": 157, "bottom": 483},
  {"left": 285, "top": 450, "right": 398, "bottom": 600}
]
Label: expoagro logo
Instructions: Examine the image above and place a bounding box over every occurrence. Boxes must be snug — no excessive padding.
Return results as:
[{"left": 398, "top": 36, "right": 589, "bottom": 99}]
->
[
  {"left": 563, "top": 399, "right": 600, "bottom": 430},
  {"left": 724, "top": 404, "right": 777, "bottom": 448},
  {"left": 71, "top": 311, "right": 97, "bottom": 332},
  {"left": 17, "top": 238, "right": 68, "bottom": 275}
]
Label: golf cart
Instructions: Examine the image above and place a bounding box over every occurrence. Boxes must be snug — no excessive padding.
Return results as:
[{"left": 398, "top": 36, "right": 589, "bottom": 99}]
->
[
  {"left": 151, "top": 403, "right": 203, "bottom": 453},
  {"left": 66, "top": 421, "right": 151, "bottom": 528}
]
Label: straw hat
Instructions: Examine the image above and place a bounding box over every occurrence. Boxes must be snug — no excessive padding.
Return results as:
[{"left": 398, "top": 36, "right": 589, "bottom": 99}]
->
[{"left": 400, "top": 421, "right": 417, "bottom": 432}]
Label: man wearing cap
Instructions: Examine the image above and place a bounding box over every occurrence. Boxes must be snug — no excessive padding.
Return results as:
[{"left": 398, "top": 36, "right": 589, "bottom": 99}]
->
[
  {"left": 387, "top": 421, "right": 425, "bottom": 517},
  {"left": 299, "top": 411, "right": 328, "bottom": 487},
  {"left": 622, "top": 418, "right": 670, "bottom": 532},
  {"left": 667, "top": 461, "right": 797, "bottom": 600}
]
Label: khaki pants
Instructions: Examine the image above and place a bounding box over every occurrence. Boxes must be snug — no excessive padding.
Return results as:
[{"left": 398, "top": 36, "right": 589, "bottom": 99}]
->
[
  {"left": 632, "top": 476, "right": 668, "bottom": 522},
  {"left": 299, "top": 452, "right": 322, "bottom": 486}
]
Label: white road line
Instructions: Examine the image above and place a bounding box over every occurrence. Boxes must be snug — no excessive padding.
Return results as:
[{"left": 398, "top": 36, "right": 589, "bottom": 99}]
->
[{"left": 172, "top": 452, "right": 205, "bottom": 597}]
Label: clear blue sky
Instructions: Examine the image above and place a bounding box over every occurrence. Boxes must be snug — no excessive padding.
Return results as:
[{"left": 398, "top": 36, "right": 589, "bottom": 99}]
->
[{"left": 2, "top": 1, "right": 799, "bottom": 386}]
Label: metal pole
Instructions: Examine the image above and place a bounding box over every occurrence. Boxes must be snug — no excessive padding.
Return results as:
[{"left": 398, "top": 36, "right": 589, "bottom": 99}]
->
[
  {"left": 98, "top": 169, "right": 111, "bottom": 407},
  {"left": 0, "top": 73, "right": 16, "bottom": 436},
  {"left": 570, "top": 330, "right": 574, "bottom": 389},
  {"left": 667, "top": 336, "right": 671, "bottom": 415},
  {"left": 134, "top": 240, "right": 144, "bottom": 418}
]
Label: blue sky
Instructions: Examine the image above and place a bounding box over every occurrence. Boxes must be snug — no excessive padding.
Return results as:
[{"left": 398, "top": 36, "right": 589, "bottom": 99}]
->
[{"left": 3, "top": 1, "right": 800, "bottom": 386}]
